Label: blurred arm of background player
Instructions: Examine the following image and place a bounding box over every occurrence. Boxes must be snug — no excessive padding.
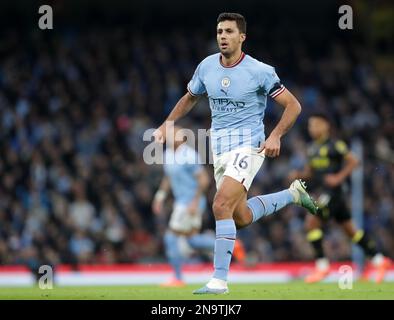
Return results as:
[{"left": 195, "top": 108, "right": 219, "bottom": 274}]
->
[
  {"left": 152, "top": 176, "right": 171, "bottom": 215},
  {"left": 324, "top": 151, "right": 359, "bottom": 188},
  {"left": 188, "top": 167, "right": 210, "bottom": 216},
  {"left": 153, "top": 93, "right": 200, "bottom": 143}
]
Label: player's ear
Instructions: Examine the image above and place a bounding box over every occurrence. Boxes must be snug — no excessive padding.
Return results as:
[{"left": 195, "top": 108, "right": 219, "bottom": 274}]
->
[{"left": 240, "top": 33, "right": 246, "bottom": 43}]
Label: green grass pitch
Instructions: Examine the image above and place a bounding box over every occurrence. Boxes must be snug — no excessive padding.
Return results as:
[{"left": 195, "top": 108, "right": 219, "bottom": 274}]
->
[{"left": 1, "top": 281, "right": 393, "bottom": 300}]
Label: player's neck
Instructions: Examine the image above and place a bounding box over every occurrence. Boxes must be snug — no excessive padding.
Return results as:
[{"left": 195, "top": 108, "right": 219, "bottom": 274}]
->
[
  {"left": 220, "top": 49, "right": 244, "bottom": 67},
  {"left": 316, "top": 133, "right": 330, "bottom": 143}
]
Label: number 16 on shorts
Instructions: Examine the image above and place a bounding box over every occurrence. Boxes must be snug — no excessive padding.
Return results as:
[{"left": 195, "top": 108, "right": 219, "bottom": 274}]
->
[
  {"left": 233, "top": 152, "right": 249, "bottom": 171},
  {"left": 214, "top": 148, "right": 264, "bottom": 191},
  {"left": 227, "top": 148, "right": 265, "bottom": 190}
]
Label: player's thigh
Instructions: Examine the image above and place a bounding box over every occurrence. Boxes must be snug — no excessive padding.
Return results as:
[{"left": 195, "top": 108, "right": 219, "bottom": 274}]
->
[{"left": 213, "top": 175, "right": 246, "bottom": 217}]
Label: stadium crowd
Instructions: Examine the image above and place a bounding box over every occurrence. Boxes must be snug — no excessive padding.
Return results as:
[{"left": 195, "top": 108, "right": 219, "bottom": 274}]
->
[{"left": 0, "top": 27, "right": 393, "bottom": 270}]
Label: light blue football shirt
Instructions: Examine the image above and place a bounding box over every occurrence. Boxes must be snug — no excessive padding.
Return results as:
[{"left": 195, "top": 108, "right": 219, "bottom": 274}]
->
[
  {"left": 187, "top": 52, "right": 285, "bottom": 155},
  {"left": 164, "top": 143, "right": 207, "bottom": 210}
]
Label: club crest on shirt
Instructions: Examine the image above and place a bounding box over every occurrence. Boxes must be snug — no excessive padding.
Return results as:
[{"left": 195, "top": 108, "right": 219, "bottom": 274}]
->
[{"left": 221, "top": 77, "right": 231, "bottom": 88}]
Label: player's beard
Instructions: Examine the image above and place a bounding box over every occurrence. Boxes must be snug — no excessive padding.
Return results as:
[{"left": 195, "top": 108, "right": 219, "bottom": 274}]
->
[
  {"left": 220, "top": 50, "right": 230, "bottom": 58},
  {"left": 219, "top": 47, "right": 233, "bottom": 58}
]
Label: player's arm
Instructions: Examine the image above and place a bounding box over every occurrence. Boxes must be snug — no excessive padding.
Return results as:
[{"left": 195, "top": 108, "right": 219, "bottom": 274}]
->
[
  {"left": 188, "top": 167, "right": 210, "bottom": 215},
  {"left": 153, "top": 93, "right": 200, "bottom": 143},
  {"left": 324, "top": 151, "right": 359, "bottom": 188},
  {"left": 261, "top": 89, "right": 302, "bottom": 157},
  {"left": 152, "top": 176, "right": 171, "bottom": 215}
]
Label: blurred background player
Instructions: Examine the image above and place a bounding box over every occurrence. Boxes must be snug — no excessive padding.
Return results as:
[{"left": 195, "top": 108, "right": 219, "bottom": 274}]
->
[
  {"left": 289, "top": 113, "right": 391, "bottom": 283},
  {"left": 152, "top": 125, "right": 245, "bottom": 286}
]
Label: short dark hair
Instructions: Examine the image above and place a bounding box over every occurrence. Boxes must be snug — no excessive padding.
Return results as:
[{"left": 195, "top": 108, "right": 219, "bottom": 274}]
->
[
  {"left": 310, "top": 112, "right": 332, "bottom": 124},
  {"left": 217, "top": 12, "right": 247, "bottom": 34}
]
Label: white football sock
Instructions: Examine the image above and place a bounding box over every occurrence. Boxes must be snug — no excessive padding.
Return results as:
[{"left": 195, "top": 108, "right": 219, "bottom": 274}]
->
[
  {"left": 316, "top": 258, "right": 329, "bottom": 271},
  {"left": 371, "top": 253, "right": 384, "bottom": 267}
]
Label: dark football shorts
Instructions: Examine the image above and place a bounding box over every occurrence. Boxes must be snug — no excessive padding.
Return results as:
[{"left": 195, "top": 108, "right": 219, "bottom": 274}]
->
[{"left": 317, "top": 191, "right": 351, "bottom": 223}]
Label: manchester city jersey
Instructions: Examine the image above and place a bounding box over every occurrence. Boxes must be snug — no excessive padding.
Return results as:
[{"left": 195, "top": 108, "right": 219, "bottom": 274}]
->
[{"left": 187, "top": 52, "right": 285, "bottom": 155}]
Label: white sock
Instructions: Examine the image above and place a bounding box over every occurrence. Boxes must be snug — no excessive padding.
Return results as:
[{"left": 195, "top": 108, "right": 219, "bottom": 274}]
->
[
  {"left": 316, "top": 258, "right": 329, "bottom": 271},
  {"left": 207, "top": 278, "right": 227, "bottom": 289},
  {"left": 372, "top": 253, "right": 384, "bottom": 267}
]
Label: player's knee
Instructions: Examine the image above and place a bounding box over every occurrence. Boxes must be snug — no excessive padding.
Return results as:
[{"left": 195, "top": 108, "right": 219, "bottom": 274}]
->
[{"left": 212, "top": 196, "right": 233, "bottom": 219}]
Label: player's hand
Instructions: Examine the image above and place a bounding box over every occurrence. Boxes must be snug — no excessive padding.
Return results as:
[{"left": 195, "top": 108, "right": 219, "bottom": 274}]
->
[
  {"left": 153, "top": 124, "right": 166, "bottom": 144},
  {"left": 152, "top": 199, "right": 164, "bottom": 215},
  {"left": 259, "top": 134, "right": 281, "bottom": 157},
  {"left": 187, "top": 198, "right": 199, "bottom": 216},
  {"left": 324, "top": 174, "right": 343, "bottom": 188}
]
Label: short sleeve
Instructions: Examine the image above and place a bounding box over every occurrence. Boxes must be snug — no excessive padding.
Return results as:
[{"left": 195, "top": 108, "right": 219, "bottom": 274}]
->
[
  {"left": 187, "top": 63, "right": 206, "bottom": 96},
  {"left": 259, "top": 64, "right": 285, "bottom": 98},
  {"left": 334, "top": 140, "right": 349, "bottom": 157}
]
